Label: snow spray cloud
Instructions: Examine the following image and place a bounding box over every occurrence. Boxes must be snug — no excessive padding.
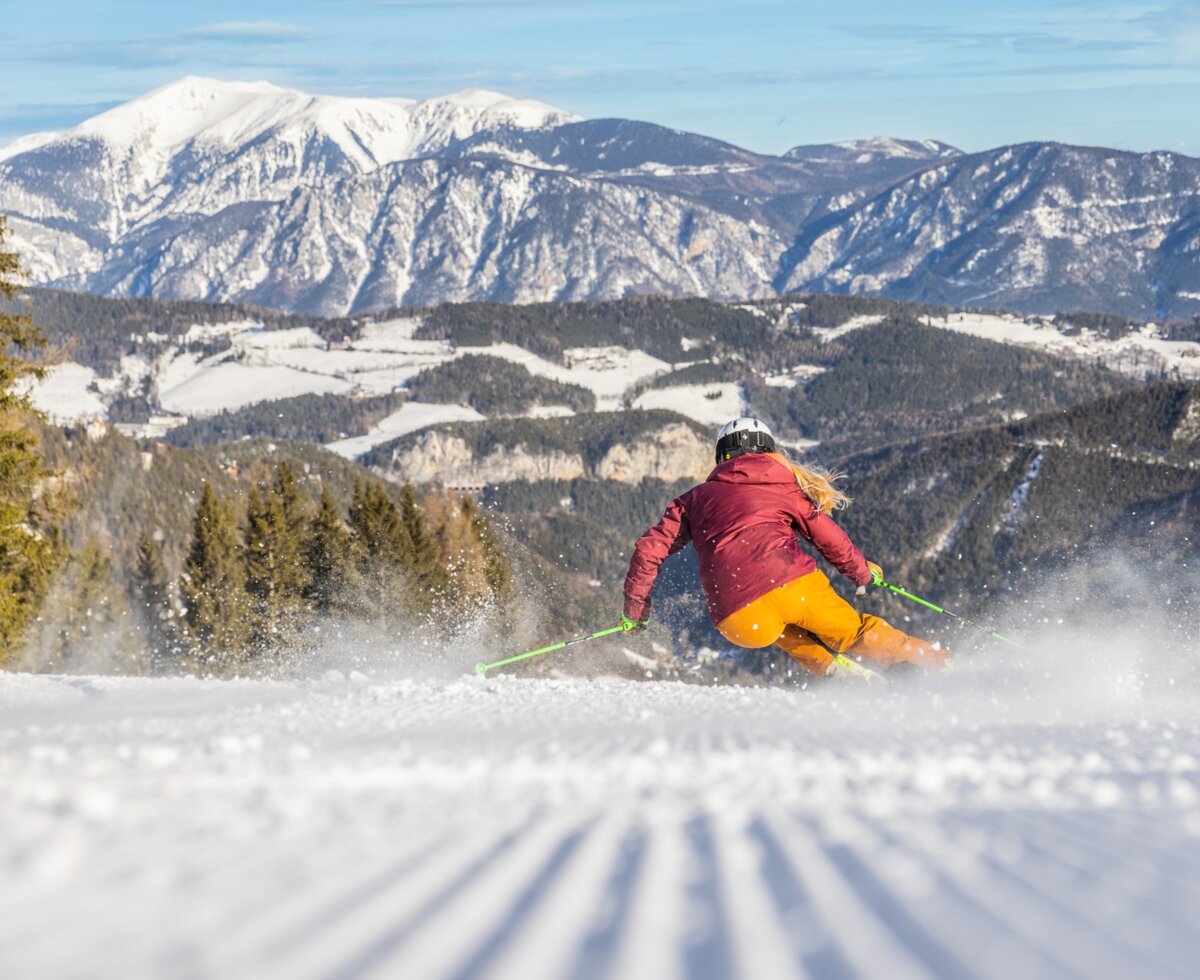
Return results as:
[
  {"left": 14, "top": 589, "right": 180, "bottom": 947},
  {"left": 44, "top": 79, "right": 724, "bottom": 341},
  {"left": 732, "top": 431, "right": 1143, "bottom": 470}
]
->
[
  {"left": 293, "top": 592, "right": 547, "bottom": 683},
  {"left": 939, "top": 547, "right": 1200, "bottom": 718}
]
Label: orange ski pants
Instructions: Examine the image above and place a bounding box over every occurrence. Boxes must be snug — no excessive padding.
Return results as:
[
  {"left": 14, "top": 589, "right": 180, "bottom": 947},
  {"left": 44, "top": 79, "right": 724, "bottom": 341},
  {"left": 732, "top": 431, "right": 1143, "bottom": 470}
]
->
[{"left": 715, "top": 569, "right": 948, "bottom": 675}]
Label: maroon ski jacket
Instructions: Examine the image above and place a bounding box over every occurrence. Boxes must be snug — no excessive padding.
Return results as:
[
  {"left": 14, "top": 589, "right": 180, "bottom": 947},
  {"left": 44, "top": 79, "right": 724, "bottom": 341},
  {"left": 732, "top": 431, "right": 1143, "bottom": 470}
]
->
[{"left": 622, "top": 452, "right": 872, "bottom": 625}]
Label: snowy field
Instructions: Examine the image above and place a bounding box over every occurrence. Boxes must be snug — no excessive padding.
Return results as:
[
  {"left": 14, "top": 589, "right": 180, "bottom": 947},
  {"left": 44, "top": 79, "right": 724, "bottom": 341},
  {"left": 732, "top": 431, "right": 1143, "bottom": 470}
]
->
[
  {"left": 2, "top": 634, "right": 1199, "bottom": 980},
  {"left": 30, "top": 304, "right": 1200, "bottom": 438}
]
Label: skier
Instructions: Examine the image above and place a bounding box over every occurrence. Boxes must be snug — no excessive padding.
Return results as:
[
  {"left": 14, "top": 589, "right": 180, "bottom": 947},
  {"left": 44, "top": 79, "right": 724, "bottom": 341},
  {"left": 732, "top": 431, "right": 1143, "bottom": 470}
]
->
[{"left": 621, "top": 417, "right": 949, "bottom": 679}]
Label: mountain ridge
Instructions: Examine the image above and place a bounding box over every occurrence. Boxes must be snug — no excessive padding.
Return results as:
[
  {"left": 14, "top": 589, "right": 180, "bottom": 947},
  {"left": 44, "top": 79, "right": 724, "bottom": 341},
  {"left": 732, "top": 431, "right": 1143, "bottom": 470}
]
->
[{"left": 5, "top": 77, "right": 1200, "bottom": 318}]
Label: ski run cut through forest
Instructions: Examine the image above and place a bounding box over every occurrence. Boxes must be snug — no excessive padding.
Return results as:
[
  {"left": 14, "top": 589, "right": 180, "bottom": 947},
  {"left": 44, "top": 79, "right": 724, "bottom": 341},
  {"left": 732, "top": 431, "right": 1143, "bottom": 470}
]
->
[{"left": 3, "top": 627, "right": 1200, "bottom": 980}]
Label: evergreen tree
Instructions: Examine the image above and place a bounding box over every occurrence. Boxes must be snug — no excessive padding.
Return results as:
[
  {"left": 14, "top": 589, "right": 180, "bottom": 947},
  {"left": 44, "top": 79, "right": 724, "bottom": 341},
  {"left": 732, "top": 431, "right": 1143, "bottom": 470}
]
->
[
  {"left": 399, "top": 481, "right": 447, "bottom": 616},
  {"left": 0, "top": 216, "right": 62, "bottom": 663},
  {"left": 244, "top": 463, "right": 311, "bottom": 652},
  {"left": 428, "top": 491, "right": 490, "bottom": 609},
  {"left": 132, "top": 534, "right": 177, "bottom": 671},
  {"left": 243, "top": 486, "right": 280, "bottom": 643},
  {"left": 304, "top": 485, "right": 355, "bottom": 615},
  {"left": 180, "top": 483, "right": 250, "bottom": 666},
  {"left": 466, "top": 498, "right": 516, "bottom": 611},
  {"left": 348, "top": 479, "right": 411, "bottom": 622}
]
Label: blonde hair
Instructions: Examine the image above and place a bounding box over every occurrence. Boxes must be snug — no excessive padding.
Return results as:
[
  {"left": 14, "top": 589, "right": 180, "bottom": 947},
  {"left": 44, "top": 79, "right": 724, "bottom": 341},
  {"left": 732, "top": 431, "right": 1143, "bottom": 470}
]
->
[{"left": 767, "top": 450, "right": 852, "bottom": 513}]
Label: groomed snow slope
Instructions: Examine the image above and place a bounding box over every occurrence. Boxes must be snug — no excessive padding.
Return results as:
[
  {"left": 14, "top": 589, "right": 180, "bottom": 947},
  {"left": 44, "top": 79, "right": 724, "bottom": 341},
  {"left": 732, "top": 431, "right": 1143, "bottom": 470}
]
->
[{"left": 2, "top": 647, "right": 1198, "bottom": 980}]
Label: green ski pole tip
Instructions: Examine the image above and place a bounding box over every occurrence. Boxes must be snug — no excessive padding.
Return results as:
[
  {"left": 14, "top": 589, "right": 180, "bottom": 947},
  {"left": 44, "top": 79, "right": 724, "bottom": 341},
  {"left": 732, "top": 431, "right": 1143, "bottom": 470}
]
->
[{"left": 474, "top": 663, "right": 488, "bottom": 675}]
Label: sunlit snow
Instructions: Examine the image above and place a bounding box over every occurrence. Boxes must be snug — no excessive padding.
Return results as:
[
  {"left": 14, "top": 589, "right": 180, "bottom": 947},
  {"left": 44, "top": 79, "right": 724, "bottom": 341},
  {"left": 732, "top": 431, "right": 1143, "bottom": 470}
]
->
[
  {"left": 479, "top": 343, "right": 673, "bottom": 411},
  {"left": 37, "top": 76, "right": 577, "bottom": 178},
  {"left": 810, "top": 313, "right": 886, "bottom": 341},
  {"left": 325, "top": 402, "right": 487, "bottom": 458},
  {"left": 157, "top": 363, "right": 355, "bottom": 417},
  {"left": 2, "top": 627, "right": 1198, "bottom": 978},
  {"left": 632, "top": 382, "right": 747, "bottom": 427},
  {"left": 21, "top": 363, "right": 106, "bottom": 423},
  {"left": 938, "top": 312, "right": 1200, "bottom": 379}
]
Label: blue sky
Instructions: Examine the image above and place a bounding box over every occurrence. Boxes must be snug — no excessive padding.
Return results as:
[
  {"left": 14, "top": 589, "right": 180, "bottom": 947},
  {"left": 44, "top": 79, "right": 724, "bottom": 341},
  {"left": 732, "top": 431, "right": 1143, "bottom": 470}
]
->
[{"left": 5, "top": 1, "right": 1200, "bottom": 155}]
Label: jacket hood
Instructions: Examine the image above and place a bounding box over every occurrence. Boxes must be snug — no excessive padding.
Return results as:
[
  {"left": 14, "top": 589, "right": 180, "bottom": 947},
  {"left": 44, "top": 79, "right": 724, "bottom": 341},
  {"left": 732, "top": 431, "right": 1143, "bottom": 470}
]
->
[{"left": 707, "top": 452, "right": 796, "bottom": 486}]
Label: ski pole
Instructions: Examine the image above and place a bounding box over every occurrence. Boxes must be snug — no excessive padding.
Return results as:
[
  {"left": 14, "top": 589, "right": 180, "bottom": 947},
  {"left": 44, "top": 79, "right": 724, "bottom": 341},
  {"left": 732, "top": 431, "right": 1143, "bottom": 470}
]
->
[
  {"left": 475, "top": 624, "right": 629, "bottom": 675},
  {"left": 877, "top": 579, "right": 1026, "bottom": 650}
]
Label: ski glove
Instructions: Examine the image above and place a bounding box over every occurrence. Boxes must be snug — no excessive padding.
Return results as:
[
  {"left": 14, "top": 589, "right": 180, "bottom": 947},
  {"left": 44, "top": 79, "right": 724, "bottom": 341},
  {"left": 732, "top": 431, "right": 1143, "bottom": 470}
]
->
[
  {"left": 621, "top": 596, "right": 651, "bottom": 632},
  {"left": 856, "top": 561, "right": 884, "bottom": 596},
  {"left": 623, "top": 595, "right": 651, "bottom": 623},
  {"left": 621, "top": 612, "right": 649, "bottom": 633}
]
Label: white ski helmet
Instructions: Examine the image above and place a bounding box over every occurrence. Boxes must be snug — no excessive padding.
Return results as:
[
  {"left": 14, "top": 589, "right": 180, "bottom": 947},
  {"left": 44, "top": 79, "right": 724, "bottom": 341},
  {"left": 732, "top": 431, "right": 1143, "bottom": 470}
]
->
[{"left": 715, "top": 417, "right": 776, "bottom": 463}]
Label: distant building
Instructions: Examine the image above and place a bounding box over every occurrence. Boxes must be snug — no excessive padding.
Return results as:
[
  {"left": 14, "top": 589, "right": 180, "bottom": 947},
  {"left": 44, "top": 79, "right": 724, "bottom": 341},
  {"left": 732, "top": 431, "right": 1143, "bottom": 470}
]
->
[
  {"left": 83, "top": 416, "right": 108, "bottom": 441},
  {"left": 112, "top": 415, "right": 189, "bottom": 440}
]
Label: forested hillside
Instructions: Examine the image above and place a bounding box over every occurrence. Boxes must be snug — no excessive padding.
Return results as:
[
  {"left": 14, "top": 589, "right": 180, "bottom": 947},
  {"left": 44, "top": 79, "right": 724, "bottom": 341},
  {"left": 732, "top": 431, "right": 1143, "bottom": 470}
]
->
[
  {"left": 18, "top": 423, "right": 541, "bottom": 676},
  {"left": 26, "top": 287, "right": 360, "bottom": 373},
  {"left": 9, "top": 287, "right": 1162, "bottom": 458}
]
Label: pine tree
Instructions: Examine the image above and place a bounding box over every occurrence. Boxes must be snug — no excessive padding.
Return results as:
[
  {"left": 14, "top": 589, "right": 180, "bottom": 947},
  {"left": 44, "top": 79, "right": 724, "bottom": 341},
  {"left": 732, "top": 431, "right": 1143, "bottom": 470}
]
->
[
  {"left": 304, "top": 485, "right": 355, "bottom": 615},
  {"left": 180, "top": 483, "right": 250, "bottom": 667},
  {"left": 271, "top": 461, "right": 311, "bottom": 603},
  {"left": 273, "top": 461, "right": 308, "bottom": 544},
  {"left": 427, "top": 491, "right": 490, "bottom": 612},
  {"left": 0, "top": 216, "right": 62, "bottom": 663},
  {"left": 243, "top": 485, "right": 279, "bottom": 644},
  {"left": 244, "top": 463, "right": 311, "bottom": 652},
  {"left": 348, "top": 479, "right": 411, "bottom": 623},
  {"left": 349, "top": 479, "right": 408, "bottom": 556},
  {"left": 132, "top": 533, "right": 177, "bottom": 671},
  {"left": 467, "top": 498, "right": 517, "bottom": 611},
  {"left": 398, "top": 481, "right": 447, "bottom": 616}
]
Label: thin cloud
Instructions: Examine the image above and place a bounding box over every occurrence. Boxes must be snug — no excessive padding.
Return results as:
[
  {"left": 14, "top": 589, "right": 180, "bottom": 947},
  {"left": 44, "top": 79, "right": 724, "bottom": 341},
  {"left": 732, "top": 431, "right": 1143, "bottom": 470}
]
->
[
  {"left": 182, "top": 21, "right": 314, "bottom": 43},
  {"left": 9, "top": 19, "right": 315, "bottom": 70},
  {"left": 16, "top": 39, "right": 309, "bottom": 70},
  {"left": 1133, "top": 3, "right": 1200, "bottom": 61},
  {"left": 832, "top": 22, "right": 1151, "bottom": 55}
]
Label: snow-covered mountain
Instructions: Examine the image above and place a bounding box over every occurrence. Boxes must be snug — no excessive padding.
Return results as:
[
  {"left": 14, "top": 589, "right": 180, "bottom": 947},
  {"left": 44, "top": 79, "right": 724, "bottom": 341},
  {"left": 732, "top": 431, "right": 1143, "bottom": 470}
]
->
[
  {"left": 0, "top": 75, "right": 574, "bottom": 187},
  {"left": 785, "top": 137, "right": 961, "bottom": 165},
  {"left": 778, "top": 142, "right": 1200, "bottom": 318},
  {"left": 5, "top": 78, "right": 1200, "bottom": 317},
  {"left": 1, "top": 78, "right": 788, "bottom": 314}
]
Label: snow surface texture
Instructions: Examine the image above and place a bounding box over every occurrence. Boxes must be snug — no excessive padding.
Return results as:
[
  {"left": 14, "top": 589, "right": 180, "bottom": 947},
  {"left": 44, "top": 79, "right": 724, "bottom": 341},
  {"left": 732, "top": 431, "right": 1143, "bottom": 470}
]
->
[{"left": 4, "top": 576, "right": 1200, "bottom": 980}]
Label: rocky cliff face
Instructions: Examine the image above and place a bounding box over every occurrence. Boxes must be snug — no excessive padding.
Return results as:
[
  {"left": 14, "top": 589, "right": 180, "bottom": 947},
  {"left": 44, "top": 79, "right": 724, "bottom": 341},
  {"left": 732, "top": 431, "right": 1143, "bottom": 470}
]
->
[
  {"left": 379, "top": 422, "right": 710, "bottom": 486},
  {"left": 1172, "top": 390, "right": 1200, "bottom": 446},
  {"left": 386, "top": 436, "right": 586, "bottom": 486},
  {"left": 593, "top": 423, "right": 710, "bottom": 483}
]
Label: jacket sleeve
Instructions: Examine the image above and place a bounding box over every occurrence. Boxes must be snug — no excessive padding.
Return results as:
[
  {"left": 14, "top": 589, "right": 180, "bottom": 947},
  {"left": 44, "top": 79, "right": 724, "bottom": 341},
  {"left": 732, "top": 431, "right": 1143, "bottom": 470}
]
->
[
  {"left": 793, "top": 494, "right": 872, "bottom": 587},
  {"left": 622, "top": 494, "right": 692, "bottom": 620}
]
